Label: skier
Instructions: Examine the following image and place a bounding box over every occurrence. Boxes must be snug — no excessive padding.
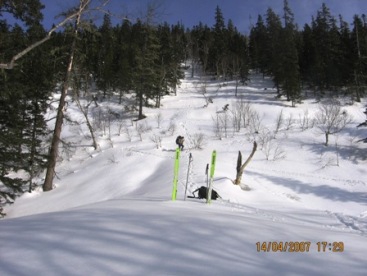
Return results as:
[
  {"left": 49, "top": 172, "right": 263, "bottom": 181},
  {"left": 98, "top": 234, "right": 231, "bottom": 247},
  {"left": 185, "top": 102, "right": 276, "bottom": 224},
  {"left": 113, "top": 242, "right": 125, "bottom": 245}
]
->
[{"left": 176, "top": 136, "right": 185, "bottom": 151}]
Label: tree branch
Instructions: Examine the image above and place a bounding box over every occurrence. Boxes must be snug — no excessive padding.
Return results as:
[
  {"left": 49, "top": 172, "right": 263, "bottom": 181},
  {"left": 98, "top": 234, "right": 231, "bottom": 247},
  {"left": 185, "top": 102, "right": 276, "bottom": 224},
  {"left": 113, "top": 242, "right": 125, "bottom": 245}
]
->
[{"left": 0, "top": 0, "right": 114, "bottom": 70}]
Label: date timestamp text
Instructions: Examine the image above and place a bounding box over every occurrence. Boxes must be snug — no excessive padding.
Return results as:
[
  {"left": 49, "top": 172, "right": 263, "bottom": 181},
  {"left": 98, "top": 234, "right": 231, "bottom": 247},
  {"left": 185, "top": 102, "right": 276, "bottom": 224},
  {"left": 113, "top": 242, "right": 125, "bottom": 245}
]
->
[{"left": 256, "top": 241, "right": 344, "bottom": 252}]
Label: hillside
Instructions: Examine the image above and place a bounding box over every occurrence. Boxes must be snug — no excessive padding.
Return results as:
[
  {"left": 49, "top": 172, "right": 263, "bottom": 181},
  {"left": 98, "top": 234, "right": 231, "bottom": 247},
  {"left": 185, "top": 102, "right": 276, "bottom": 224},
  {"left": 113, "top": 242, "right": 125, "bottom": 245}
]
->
[{"left": 1, "top": 70, "right": 367, "bottom": 275}]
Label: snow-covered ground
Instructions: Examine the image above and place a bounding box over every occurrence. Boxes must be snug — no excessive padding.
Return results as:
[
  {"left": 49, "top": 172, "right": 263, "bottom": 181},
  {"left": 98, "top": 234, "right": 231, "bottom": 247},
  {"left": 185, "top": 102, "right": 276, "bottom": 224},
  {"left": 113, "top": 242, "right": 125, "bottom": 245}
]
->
[{"left": 1, "top": 70, "right": 367, "bottom": 275}]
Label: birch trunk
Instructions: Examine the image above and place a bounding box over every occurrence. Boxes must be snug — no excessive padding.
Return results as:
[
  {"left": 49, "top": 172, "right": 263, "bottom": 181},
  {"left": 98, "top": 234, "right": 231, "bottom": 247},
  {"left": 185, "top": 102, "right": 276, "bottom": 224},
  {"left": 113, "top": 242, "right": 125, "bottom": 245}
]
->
[{"left": 43, "top": 0, "right": 89, "bottom": 191}]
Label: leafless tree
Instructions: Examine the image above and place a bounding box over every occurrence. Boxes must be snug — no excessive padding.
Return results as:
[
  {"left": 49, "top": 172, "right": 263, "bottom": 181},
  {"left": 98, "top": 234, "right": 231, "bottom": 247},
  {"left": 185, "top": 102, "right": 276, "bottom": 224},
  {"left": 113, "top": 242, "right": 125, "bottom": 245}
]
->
[
  {"left": 315, "top": 100, "right": 353, "bottom": 146},
  {"left": 263, "top": 139, "right": 286, "bottom": 161},
  {"left": 192, "top": 133, "right": 206, "bottom": 149},
  {"left": 155, "top": 112, "right": 163, "bottom": 128},
  {"left": 248, "top": 109, "right": 263, "bottom": 134},
  {"left": 213, "top": 112, "right": 229, "bottom": 139},
  {"left": 167, "top": 120, "right": 176, "bottom": 136},
  {"left": 136, "top": 121, "right": 152, "bottom": 141},
  {"left": 274, "top": 109, "right": 284, "bottom": 135},
  {"left": 299, "top": 109, "right": 315, "bottom": 131},
  {"left": 74, "top": 97, "right": 98, "bottom": 150},
  {"left": 285, "top": 114, "right": 295, "bottom": 131},
  {"left": 150, "top": 134, "right": 162, "bottom": 149},
  {"left": 239, "top": 100, "right": 253, "bottom": 129}
]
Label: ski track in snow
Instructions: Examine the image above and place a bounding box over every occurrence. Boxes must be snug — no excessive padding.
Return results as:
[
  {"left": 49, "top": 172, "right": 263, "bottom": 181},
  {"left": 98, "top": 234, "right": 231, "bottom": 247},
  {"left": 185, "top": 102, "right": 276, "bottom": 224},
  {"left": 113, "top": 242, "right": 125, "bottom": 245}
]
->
[{"left": 326, "top": 211, "right": 367, "bottom": 236}]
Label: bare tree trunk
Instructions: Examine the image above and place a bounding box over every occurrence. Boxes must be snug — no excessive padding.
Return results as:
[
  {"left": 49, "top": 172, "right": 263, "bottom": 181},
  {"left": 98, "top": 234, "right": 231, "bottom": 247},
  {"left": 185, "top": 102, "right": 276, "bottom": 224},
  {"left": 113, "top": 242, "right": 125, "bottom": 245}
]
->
[
  {"left": 234, "top": 141, "right": 257, "bottom": 185},
  {"left": 28, "top": 101, "right": 39, "bottom": 193},
  {"left": 325, "top": 132, "right": 329, "bottom": 147},
  {"left": 138, "top": 88, "right": 145, "bottom": 120},
  {"left": 43, "top": 1, "right": 88, "bottom": 192},
  {"left": 75, "top": 98, "right": 98, "bottom": 150}
]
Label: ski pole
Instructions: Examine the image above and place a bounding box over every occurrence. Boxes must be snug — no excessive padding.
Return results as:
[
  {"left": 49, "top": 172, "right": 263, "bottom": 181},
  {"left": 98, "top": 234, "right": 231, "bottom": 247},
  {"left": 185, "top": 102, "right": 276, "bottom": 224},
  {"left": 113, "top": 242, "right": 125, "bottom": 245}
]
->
[
  {"left": 205, "top": 163, "right": 209, "bottom": 188},
  {"left": 184, "top": 153, "right": 193, "bottom": 200}
]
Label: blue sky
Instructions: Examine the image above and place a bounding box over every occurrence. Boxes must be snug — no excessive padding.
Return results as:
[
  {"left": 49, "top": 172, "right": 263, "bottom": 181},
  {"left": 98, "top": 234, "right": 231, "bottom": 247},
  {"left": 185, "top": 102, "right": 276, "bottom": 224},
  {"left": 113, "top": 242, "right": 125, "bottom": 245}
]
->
[{"left": 38, "top": 0, "right": 367, "bottom": 33}]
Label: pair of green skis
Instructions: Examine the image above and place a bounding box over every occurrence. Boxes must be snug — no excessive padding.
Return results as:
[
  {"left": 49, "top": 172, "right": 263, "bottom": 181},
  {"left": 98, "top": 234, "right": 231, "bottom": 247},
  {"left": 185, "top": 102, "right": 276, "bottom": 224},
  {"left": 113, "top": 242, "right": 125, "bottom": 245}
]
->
[{"left": 171, "top": 148, "right": 217, "bottom": 204}]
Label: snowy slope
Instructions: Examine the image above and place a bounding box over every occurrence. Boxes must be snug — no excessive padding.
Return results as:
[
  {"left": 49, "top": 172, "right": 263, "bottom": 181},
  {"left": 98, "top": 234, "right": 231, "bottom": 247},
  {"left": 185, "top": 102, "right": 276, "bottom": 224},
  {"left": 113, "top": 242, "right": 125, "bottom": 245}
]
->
[{"left": 1, "top": 70, "right": 367, "bottom": 275}]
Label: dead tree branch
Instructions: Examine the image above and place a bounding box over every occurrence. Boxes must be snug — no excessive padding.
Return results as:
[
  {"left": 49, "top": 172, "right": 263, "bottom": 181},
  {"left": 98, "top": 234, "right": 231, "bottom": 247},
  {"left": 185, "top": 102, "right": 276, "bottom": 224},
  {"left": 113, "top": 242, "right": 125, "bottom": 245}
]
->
[
  {"left": 233, "top": 141, "right": 257, "bottom": 185},
  {"left": 0, "top": 0, "right": 112, "bottom": 70}
]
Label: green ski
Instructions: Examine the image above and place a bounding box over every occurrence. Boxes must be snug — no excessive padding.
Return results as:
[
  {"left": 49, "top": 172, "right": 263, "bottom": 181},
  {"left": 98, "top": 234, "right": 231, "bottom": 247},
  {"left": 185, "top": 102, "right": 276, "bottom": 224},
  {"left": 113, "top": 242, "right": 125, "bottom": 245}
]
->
[
  {"left": 171, "top": 148, "right": 181, "bottom": 201},
  {"left": 207, "top": 150, "right": 217, "bottom": 204}
]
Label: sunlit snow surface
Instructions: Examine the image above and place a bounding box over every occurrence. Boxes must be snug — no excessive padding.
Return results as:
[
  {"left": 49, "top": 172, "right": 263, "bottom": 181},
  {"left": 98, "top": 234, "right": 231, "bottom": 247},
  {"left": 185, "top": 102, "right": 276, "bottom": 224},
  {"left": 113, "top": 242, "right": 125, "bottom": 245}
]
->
[{"left": 1, "top": 71, "right": 366, "bottom": 275}]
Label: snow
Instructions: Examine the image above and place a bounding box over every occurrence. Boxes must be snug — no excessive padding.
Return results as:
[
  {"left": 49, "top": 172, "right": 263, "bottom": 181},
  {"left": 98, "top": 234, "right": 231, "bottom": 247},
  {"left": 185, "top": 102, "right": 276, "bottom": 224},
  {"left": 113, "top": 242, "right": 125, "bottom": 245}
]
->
[{"left": 1, "top": 70, "right": 367, "bottom": 275}]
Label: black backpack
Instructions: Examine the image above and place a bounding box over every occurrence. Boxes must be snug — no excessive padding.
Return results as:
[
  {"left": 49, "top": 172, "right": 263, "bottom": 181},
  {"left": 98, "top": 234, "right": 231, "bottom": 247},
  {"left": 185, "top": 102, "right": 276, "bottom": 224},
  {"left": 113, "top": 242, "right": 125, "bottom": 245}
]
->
[{"left": 193, "top": 186, "right": 219, "bottom": 200}]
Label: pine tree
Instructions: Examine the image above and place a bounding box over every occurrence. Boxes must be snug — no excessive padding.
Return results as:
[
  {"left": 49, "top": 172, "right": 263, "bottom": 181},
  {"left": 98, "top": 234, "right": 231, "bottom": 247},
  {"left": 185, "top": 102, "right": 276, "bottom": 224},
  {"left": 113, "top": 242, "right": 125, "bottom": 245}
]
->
[
  {"left": 0, "top": 21, "right": 54, "bottom": 201},
  {"left": 131, "top": 20, "right": 160, "bottom": 119},
  {"left": 210, "top": 5, "right": 227, "bottom": 78},
  {"left": 21, "top": 23, "right": 55, "bottom": 191},
  {"left": 351, "top": 15, "right": 367, "bottom": 102},
  {"left": 156, "top": 22, "right": 184, "bottom": 104},
  {"left": 115, "top": 19, "right": 133, "bottom": 104},
  {"left": 0, "top": 0, "right": 44, "bottom": 27},
  {"left": 0, "top": 92, "right": 26, "bottom": 202},
  {"left": 249, "top": 15, "right": 268, "bottom": 75},
  {"left": 170, "top": 23, "right": 186, "bottom": 93},
  {"left": 265, "top": 8, "right": 283, "bottom": 93},
  {"left": 299, "top": 23, "right": 316, "bottom": 92},
  {"left": 310, "top": 3, "right": 341, "bottom": 95},
  {"left": 78, "top": 22, "right": 99, "bottom": 93},
  {"left": 281, "top": 0, "right": 301, "bottom": 105},
  {"left": 96, "top": 14, "right": 115, "bottom": 98},
  {"left": 338, "top": 16, "right": 354, "bottom": 90},
  {"left": 227, "top": 23, "right": 249, "bottom": 95},
  {"left": 191, "top": 23, "right": 212, "bottom": 74}
]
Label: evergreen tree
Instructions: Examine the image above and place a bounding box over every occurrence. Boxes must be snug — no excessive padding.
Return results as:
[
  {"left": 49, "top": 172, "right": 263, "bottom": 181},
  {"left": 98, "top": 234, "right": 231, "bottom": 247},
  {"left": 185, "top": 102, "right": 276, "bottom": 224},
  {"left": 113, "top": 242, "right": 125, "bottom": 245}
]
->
[
  {"left": 281, "top": 0, "right": 301, "bottom": 105},
  {"left": 131, "top": 20, "right": 160, "bottom": 119},
  {"left": 78, "top": 22, "right": 99, "bottom": 93},
  {"left": 210, "top": 5, "right": 226, "bottom": 77},
  {"left": 190, "top": 23, "right": 212, "bottom": 74},
  {"left": 351, "top": 15, "right": 367, "bottom": 102},
  {"left": 0, "top": 0, "right": 44, "bottom": 27},
  {"left": 115, "top": 19, "right": 133, "bottom": 104},
  {"left": 96, "top": 14, "right": 115, "bottom": 97},
  {"left": 21, "top": 23, "right": 55, "bottom": 191},
  {"left": 0, "top": 21, "right": 54, "bottom": 202},
  {"left": 265, "top": 8, "right": 283, "bottom": 93},
  {"left": 170, "top": 22, "right": 186, "bottom": 90},
  {"left": 249, "top": 15, "right": 268, "bottom": 75},
  {"left": 157, "top": 22, "right": 184, "bottom": 104},
  {"left": 227, "top": 23, "right": 249, "bottom": 94},
  {"left": 157, "top": 22, "right": 173, "bottom": 106},
  {"left": 299, "top": 23, "right": 317, "bottom": 91},
  {"left": 338, "top": 16, "right": 354, "bottom": 90},
  {"left": 310, "top": 3, "right": 341, "bottom": 95}
]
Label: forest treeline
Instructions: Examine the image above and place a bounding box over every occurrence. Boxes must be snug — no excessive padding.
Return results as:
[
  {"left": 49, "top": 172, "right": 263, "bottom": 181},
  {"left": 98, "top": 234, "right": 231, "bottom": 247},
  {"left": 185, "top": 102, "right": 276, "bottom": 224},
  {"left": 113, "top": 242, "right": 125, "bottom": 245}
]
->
[{"left": 0, "top": 0, "right": 366, "bottom": 211}]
